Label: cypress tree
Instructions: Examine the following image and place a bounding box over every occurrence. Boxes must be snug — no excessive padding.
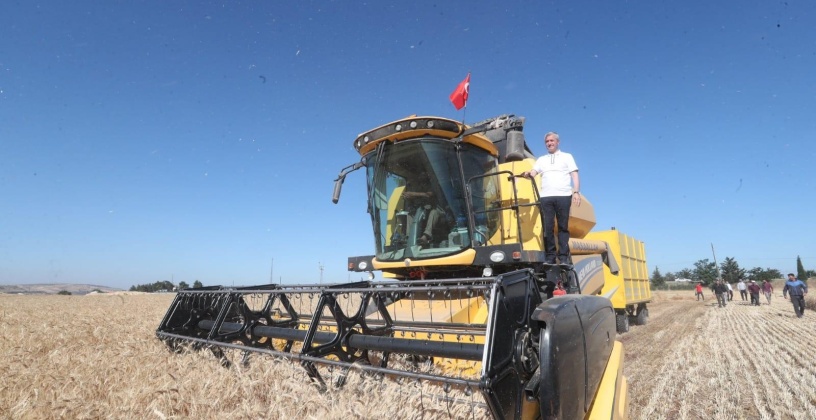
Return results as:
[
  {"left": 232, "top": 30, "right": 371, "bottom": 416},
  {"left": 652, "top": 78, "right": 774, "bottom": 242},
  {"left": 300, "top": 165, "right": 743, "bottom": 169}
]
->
[{"left": 796, "top": 255, "right": 808, "bottom": 282}]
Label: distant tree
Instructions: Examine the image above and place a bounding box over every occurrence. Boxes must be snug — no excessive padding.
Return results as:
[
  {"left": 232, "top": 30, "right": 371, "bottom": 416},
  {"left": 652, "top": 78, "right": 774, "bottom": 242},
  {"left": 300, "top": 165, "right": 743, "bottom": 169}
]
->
[
  {"left": 178, "top": 281, "right": 189, "bottom": 290},
  {"left": 57, "top": 290, "right": 72, "bottom": 295},
  {"left": 664, "top": 272, "right": 677, "bottom": 282},
  {"left": 650, "top": 267, "right": 666, "bottom": 288},
  {"left": 796, "top": 256, "right": 808, "bottom": 282},
  {"left": 193, "top": 280, "right": 203, "bottom": 288},
  {"left": 720, "top": 257, "right": 745, "bottom": 283},
  {"left": 693, "top": 259, "right": 718, "bottom": 286},
  {"left": 765, "top": 268, "right": 783, "bottom": 280},
  {"left": 129, "top": 280, "right": 178, "bottom": 293},
  {"left": 806, "top": 269, "right": 816, "bottom": 279},
  {"left": 748, "top": 267, "right": 782, "bottom": 282},
  {"left": 675, "top": 268, "right": 694, "bottom": 280}
]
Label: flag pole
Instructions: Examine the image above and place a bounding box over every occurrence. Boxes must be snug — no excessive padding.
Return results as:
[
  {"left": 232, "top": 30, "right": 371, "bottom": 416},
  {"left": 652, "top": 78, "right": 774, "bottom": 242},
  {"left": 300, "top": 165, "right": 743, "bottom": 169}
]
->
[
  {"left": 449, "top": 72, "right": 471, "bottom": 126},
  {"left": 462, "top": 71, "right": 470, "bottom": 126}
]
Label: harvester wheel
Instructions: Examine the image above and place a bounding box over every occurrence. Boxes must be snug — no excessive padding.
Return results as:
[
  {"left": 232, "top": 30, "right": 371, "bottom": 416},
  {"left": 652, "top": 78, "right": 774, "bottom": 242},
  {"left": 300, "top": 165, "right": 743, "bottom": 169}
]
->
[{"left": 615, "top": 312, "right": 629, "bottom": 333}]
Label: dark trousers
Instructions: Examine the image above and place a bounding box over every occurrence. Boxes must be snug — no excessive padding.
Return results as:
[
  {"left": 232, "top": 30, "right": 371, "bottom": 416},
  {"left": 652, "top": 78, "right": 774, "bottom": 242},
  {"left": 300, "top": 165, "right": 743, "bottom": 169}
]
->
[
  {"left": 791, "top": 295, "right": 805, "bottom": 317},
  {"left": 716, "top": 293, "right": 727, "bottom": 307},
  {"left": 539, "top": 195, "right": 572, "bottom": 264},
  {"left": 739, "top": 290, "right": 747, "bottom": 300},
  {"left": 750, "top": 293, "right": 760, "bottom": 305}
]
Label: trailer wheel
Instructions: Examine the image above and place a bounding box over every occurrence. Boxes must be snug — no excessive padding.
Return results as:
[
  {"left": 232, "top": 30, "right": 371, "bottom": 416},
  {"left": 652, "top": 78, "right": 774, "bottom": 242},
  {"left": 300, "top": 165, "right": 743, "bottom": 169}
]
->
[
  {"left": 635, "top": 308, "right": 648, "bottom": 326},
  {"left": 615, "top": 312, "right": 629, "bottom": 333}
]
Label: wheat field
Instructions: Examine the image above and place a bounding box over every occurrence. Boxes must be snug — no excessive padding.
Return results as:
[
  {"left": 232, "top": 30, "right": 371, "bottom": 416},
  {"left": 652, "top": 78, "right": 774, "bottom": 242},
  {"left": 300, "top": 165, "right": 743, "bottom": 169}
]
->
[
  {"left": 623, "top": 290, "right": 816, "bottom": 420},
  {"left": 1, "top": 290, "right": 814, "bottom": 419}
]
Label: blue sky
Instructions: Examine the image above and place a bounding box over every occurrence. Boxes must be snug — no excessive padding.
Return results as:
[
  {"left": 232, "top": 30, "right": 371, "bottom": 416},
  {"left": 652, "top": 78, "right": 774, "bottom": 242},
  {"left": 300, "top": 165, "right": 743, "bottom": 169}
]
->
[{"left": 2, "top": 1, "right": 814, "bottom": 290}]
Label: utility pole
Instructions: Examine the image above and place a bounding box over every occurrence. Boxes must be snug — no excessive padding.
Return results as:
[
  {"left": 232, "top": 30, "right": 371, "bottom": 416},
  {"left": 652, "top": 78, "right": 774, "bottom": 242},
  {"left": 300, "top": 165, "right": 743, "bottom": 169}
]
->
[
  {"left": 318, "top": 262, "right": 325, "bottom": 284},
  {"left": 269, "top": 258, "right": 274, "bottom": 284},
  {"left": 711, "top": 243, "right": 722, "bottom": 280}
]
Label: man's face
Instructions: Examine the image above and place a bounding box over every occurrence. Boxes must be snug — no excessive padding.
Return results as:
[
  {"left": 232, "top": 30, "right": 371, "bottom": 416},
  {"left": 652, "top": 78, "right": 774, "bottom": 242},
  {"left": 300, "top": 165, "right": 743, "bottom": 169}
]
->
[
  {"left": 545, "top": 135, "right": 559, "bottom": 153},
  {"left": 789, "top": 274, "right": 795, "bottom": 280}
]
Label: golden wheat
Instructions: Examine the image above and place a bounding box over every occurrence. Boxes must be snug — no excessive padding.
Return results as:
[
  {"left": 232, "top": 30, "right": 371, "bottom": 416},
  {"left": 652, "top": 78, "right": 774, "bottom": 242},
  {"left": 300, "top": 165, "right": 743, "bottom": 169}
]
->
[
  {"left": 2, "top": 290, "right": 814, "bottom": 419},
  {"left": 0, "top": 294, "right": 487, "bottom": 420}
]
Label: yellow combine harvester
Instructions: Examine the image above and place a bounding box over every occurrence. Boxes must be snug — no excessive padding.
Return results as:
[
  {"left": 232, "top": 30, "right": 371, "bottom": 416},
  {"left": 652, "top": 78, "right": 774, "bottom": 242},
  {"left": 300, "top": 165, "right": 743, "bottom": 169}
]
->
[{"left": 157, "top": 114, "right": 642, "bottom": 419}]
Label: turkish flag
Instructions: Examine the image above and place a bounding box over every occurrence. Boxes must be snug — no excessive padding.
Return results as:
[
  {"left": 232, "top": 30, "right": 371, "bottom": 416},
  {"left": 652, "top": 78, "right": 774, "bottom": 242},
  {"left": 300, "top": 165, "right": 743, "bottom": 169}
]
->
[{"left": 449, "top": 73, "right": 470, "bottom": 110}]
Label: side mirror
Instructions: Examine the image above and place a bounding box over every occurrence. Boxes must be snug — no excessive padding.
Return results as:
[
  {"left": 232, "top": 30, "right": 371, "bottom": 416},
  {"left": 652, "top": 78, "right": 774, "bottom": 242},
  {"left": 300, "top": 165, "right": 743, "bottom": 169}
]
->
[
  {"left": 506, "top": 131, "right": 526, "bottom": 162},
  {"left": 332, "top": 161, "right": 364, "bottom": 204},
  {"left": 332, "top": 178, "right": 344, "bottom": 204}
]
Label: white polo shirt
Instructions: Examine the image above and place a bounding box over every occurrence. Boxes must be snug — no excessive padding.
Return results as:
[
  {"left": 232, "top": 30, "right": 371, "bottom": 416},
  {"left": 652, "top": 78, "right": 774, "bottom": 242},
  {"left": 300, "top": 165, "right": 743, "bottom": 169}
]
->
[{"left": 532, "top": 150, "right": 578, "bottom": 197}]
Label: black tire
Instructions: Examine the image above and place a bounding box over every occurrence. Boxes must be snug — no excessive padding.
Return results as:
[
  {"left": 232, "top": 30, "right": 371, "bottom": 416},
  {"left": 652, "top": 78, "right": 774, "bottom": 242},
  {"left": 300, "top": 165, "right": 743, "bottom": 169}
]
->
[
  {"left": 635, "top": 307, "right": 648, "bottom": 326},
  {"left": 616, "top": 312, "right": 630, "bottom": 333}
]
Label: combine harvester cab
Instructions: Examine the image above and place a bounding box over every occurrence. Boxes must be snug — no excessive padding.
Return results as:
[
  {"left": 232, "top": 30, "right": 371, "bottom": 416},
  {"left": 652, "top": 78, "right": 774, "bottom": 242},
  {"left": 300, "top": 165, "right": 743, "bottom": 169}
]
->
[{"left": 157, "top": 115, "right": 631, "bottom": 419}]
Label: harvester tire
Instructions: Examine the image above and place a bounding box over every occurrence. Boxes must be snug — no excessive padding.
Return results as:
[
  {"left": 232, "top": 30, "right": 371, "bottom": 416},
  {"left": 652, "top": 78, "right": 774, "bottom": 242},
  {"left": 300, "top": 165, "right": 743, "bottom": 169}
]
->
[{"left": 615, "top": 312, "right": 629, "bottom": 333}]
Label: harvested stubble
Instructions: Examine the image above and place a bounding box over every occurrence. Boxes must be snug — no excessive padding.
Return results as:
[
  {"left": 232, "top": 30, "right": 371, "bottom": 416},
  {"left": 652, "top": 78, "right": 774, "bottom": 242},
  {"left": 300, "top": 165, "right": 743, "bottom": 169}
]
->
[
  {"left": 622, "top": 290, "right": 816, "bottom": 420},
  {"left": 0, "top": 294, "right": 488, "bottom": 419}
]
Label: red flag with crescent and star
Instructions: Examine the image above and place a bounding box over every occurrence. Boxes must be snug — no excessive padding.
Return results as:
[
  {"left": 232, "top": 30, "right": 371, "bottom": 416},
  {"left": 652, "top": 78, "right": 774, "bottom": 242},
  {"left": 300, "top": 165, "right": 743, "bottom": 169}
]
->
[{"left": 449, "top": 73, "right": 470, "bottom": 110}]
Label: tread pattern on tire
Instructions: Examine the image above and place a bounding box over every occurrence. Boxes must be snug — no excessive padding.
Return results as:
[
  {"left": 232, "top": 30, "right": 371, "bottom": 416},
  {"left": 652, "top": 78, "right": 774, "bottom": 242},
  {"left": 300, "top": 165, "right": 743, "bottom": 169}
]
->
[{"left": 616, "top": 313, "right": 630, "bottom": 333}]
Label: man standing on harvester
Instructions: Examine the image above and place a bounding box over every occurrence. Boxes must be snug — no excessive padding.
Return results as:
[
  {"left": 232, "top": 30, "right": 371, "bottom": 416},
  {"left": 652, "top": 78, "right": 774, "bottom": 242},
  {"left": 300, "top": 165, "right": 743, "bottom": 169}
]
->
[{"left": 521, "top": 132, "right": 581, "bottom": 266}]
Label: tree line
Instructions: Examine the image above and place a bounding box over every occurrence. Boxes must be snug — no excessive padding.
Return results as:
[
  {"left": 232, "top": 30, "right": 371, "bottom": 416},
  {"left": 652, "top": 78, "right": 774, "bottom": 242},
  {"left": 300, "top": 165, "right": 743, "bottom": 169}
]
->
[
  {"left": 129, "top": 280, "right": 204, "bottom": 292},
  {"left": 650, "top": 255, "right": 813, "bottom": 288}
]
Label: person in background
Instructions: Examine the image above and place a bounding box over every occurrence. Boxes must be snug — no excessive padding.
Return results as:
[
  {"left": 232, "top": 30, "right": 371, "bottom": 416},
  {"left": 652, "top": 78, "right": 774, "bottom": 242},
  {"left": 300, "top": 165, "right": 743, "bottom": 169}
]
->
[
  {"left": 695, "top": 282, "right": 704, "bottom": 301},
  {"left": 737, "top": 279, "right": 748, "bottom": 301},
  {"left": 726, "top": 282, "right": 734, "bottom": 301},
  {"left": 761, "top": 279, "right": 774, "bottom": 305},
  {"left": 782, "top": 273, "right": 808, "bottom": 318},
  {"left": 714, "top": 280, "right": 728, "bottom": 308},
  {"left": 552, "top": 281, "right": 567, "bottom": 296},
  {"left": 520, "top": 131, "right": 580, "bottom": 266},
  {"left": 747, "top": 280, "right": 761, "bottom": 306}
]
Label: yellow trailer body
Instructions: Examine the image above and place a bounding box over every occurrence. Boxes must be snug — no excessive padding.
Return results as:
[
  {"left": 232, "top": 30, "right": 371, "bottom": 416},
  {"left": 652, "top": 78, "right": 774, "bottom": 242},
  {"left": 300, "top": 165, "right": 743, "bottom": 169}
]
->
[{"left": 586, "top": 229, "right": 651, "bottom": 333}]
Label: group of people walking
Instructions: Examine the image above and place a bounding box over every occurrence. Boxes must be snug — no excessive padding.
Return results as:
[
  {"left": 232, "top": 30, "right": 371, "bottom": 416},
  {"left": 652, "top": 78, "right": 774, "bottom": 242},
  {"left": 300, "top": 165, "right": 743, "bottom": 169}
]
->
[
  {"left": 736, "top": 279, "right": 773, "bottom": 306},
  {"left": 698, "top": 274, "right": 809, "bottom": 318},
  {"left": 711, "top": 280, "right": 732, "bottom": 307}
]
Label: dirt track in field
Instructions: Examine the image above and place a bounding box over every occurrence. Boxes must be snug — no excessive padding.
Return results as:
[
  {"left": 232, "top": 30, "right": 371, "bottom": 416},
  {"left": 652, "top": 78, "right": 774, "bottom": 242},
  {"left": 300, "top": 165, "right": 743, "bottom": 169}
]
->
[{"left": 622, "top": 291, "right": 816, "bottom": 420}]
